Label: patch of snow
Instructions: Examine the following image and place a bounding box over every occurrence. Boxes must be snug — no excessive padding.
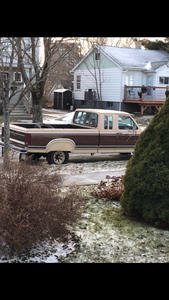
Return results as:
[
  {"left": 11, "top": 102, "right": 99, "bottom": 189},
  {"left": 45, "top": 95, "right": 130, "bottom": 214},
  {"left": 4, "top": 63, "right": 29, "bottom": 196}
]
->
[
  {"left": 43, "top": 116, "right": 58, "bottom": 122},
  {"left": 0, "top": 239, "right": 75, "bottom": 263},
  {"left": 63, "top": 194, "right": 169, "bottom": 263},
  {"left": 50, "top": 157, "right": 128, "bottom": 175},
  {"left": 42, "top": 108, "right": 65, "bottom": 114},
  {"left": 135, "top": 115, "right": 154, "bottom": 125}
]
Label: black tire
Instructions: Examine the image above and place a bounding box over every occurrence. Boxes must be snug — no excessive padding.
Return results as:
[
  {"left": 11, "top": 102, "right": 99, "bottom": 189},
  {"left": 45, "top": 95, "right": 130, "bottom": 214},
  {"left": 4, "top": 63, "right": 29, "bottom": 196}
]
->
[{"left": 47, "top": 151, "right": 69, "bottom": 165}]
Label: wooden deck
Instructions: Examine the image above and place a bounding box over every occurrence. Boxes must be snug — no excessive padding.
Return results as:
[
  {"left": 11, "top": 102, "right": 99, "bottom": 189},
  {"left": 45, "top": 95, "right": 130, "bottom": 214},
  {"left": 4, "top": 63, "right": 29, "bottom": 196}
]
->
[
  {"left": 123, "top": 99, "right": 165, "bottom": 115},
  {"left": 123, "top": 85, "right": 167, "bottom": 115}
]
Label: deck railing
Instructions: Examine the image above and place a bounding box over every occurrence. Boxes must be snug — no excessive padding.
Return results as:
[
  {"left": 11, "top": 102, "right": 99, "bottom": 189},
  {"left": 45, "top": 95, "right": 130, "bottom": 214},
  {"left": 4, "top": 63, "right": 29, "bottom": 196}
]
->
[{"left": 123, "top": 85, "right": 168, "bottom": 102}]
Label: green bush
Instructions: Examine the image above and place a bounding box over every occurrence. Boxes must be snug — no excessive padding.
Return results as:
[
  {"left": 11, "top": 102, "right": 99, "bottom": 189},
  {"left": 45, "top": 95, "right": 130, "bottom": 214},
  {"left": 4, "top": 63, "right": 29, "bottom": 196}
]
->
[{"left": 120, "top": 96, "right": 169, "bottom": 227}]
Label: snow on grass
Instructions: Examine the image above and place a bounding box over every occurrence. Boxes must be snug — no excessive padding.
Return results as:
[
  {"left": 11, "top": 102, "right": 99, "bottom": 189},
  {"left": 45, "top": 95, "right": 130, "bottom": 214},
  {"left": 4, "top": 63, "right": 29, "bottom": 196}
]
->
[
  {"left": 49, "top": 154, "right": 129, "bottom": 175},
  {"left": 62, "top": 187, "right": 169, "bottom": 263},
  {"left": 2, "top": 184, "right": 169, "bottom": 263},
  {"left": 0, "top": 238, "right": 76, "bottom": 263},
  {"left": 135, "top": 115, "right": 154, "bottom": 125}
]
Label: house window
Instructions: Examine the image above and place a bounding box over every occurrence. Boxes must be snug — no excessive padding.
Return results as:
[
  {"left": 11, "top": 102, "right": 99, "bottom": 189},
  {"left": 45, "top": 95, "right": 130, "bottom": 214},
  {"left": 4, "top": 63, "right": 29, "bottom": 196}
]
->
[
  {"left": 76, "top": 75, "right": 81, "bottom": 89},
  {"left": 125, "top": 74, "right": 134, "bottom": 86},
  {"left": 159, "top": 77, "right": 169, "bottom": 84},
  {"left": 107, "top": 102, "right": 113, "bottom": 107},
  {"left": 95, "top": 52, "right": 100, "bottom": 60},
  {"left": 1, "top": 72, "right": 9, "bottom": 81},
  {"left": 14, "top": 72, "right": 22, "bottom": 82},
  {"left": 0, "top": 38, "right": 12, "bottom": 51},
  {"left": 23, "top": 38, "right": 31, "bottom": 52}
]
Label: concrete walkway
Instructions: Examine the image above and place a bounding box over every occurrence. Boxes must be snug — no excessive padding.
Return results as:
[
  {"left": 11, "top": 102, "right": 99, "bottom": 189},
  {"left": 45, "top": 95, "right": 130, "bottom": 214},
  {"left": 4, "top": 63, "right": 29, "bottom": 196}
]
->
[{"left": 62, "top": 169, "right": 126, "bottom": 187}]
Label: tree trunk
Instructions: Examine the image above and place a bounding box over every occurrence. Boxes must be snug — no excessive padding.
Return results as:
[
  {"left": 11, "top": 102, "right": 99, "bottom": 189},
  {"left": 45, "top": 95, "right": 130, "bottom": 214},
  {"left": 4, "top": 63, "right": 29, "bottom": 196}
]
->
[
  {"left": 3, "top": 98, "right": 10, "bottom": 168},
  {"left": 32, "top": 86, "right": 43, "bottom": 123},
  {"left": 32, "top": 102, "right": 43, "bottom": 123}
]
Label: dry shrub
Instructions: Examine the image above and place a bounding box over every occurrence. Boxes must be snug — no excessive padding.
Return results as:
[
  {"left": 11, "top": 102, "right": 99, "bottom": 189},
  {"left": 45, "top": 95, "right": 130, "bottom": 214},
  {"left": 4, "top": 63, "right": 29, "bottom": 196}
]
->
[
  {"left": 0, "top": 160, "right": 84, "bottom": 255},
  {"left": 91, "top": 175, "right": 124, "bottom": 200}
]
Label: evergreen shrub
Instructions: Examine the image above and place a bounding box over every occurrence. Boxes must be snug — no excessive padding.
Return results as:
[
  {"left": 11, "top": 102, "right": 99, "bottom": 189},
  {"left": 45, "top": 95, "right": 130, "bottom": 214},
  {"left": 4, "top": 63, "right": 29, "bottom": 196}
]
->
[{"left": 120, "top": 96, "right": 169, "bottom": 227}]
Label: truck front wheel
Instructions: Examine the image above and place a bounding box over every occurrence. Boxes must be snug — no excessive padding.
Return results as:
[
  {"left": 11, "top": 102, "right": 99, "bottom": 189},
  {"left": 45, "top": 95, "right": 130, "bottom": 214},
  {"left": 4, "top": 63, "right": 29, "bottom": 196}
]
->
[{"left": 47, "top": 151, "right": 69, "bottom": 165}]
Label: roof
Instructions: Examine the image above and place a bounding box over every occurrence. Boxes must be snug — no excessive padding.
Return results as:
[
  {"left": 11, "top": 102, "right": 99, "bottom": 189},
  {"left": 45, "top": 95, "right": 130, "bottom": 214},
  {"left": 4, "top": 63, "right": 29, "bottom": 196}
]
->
[
  {"left": 72, "top": 45, "right": 169, "bottom": 72},
  {"left": 54, "top": 89, "right": 71, "bottom": 93},
  {"left": 76, "top": 108, "right": 130, "bottom": 116}
]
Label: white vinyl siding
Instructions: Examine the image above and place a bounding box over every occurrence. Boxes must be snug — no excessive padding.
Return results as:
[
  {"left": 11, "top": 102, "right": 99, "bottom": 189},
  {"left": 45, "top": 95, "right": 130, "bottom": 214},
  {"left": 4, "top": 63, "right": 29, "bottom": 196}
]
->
[
  {"left": 154, "top": 66, "right": 169, "bottom": 99},
  {"left": 74, "top": 68, "right": 122, "bottom": 103}
]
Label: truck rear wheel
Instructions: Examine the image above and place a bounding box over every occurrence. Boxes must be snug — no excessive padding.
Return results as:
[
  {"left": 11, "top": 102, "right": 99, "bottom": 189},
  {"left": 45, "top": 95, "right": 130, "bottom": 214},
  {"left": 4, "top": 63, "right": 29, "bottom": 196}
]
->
[{"left": 47, "top": 151, "right": 69, "bottom": 165}]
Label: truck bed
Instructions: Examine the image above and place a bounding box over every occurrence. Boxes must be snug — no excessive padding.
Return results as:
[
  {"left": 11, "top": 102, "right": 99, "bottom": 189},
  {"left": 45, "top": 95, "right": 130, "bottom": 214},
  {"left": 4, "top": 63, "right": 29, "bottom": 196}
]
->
[
  {"left": 8, "top": 122, "right": 97, "bottom": 150},
  {"left": 12, "top": 123, "right": 89, "bottom": 129}
]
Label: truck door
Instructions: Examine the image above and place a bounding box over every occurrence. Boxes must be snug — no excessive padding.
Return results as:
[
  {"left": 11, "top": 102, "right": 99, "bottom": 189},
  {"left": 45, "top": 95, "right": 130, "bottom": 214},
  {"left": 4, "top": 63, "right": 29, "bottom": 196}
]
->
[
  {"left": 116, "top": 115, "right": 139, "bottom": 147},
  {"left": 99, "top": 115, "right": 117, "bottom": 149}
]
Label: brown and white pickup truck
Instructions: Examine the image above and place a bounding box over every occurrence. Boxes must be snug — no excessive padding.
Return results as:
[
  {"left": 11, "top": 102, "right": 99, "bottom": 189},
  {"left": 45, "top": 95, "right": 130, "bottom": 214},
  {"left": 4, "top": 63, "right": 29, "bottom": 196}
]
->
[{"left": 1, "top": 109, "right": 145, "bottom": 164}]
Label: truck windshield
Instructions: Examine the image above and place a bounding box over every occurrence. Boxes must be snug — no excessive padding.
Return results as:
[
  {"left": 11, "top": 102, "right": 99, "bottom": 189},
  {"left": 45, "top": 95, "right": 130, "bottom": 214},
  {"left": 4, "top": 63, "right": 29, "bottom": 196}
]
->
[{"left": 74, "top": 111, "right": 98, "bottom": 127}]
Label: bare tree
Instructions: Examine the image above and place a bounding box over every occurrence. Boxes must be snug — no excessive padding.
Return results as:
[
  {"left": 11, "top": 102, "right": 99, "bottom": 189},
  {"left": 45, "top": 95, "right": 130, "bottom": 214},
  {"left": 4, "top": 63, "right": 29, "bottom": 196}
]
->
[
  {"left": 0, "top": 37, "right": 31, "bottom": 167},
  {"left": 84, "top": 47, "right": 104, "bottom": 101},
  {"left": 82, "top": 39, "right": 107, "bottom": 102},
  {"left": 1, "top": 37, "right": 76, "bottom": 166},
  {"left": 79, "top": 37, "right": 138, "bottom": 53},
  {"left": 113, "top": 37, "right": 137, "bottom": 48},
  {"left": 43, "top": 38, "right": 83, "bottom": 103},
  {"left": 15, "top": 37, "right": 76, "bottom": 122}
]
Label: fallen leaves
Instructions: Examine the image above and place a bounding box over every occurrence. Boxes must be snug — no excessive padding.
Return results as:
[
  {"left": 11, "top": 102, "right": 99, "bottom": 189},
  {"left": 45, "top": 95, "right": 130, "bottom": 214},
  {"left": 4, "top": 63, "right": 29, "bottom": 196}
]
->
[{"left": 91, "top": 175, "right": 124, "bottom": 200}]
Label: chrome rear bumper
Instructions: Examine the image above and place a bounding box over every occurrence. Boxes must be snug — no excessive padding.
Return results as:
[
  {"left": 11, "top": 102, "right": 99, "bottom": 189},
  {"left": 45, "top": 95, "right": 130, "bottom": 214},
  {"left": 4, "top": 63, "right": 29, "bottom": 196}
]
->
[{"left": 0, "top": 140, "right": 27, "bottom": 154}]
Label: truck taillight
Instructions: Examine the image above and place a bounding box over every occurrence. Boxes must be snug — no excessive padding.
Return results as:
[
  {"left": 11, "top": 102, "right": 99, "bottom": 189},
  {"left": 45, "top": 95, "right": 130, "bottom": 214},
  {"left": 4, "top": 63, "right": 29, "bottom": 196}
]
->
[{"left": 25, "top": 133, "right": 31, "bottom": 146}]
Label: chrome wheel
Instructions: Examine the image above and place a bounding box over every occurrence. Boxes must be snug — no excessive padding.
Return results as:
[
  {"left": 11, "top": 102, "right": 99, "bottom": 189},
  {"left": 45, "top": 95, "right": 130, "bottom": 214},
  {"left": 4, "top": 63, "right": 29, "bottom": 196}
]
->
[
  {"left": 53, "top": 151, "right": 66, "bottom": 164},
  {"left": 47, "top": 151, "right": 69, "bottom": 165}
]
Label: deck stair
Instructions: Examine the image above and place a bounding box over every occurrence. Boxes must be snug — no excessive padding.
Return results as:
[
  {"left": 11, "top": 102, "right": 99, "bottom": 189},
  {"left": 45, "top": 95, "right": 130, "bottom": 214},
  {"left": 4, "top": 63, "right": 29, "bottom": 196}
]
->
[{"left": 9, "top": 103, "right": 31, "bottom": 119}]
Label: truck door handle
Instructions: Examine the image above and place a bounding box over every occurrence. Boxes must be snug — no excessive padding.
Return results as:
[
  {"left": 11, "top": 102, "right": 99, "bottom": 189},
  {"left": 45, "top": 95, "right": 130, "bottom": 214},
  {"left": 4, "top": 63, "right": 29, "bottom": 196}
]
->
[{"left": 116, "top": 132, "right": 122, "bottom": 138}]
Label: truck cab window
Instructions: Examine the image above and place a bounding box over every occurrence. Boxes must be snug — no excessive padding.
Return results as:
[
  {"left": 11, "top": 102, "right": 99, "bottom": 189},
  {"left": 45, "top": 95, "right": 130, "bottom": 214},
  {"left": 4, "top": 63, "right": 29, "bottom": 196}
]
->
[
  {"left": 74, "top": 111, "right": 98, "bottom": 127},
  {"left": 118, "top": 116, "right": 137, "bottom": 130},
  {"left": 109, "top": 116, "right": 113, "bottom": 129},
  {"left": 104, "top": 116, "right": 108, "bottom": 129},
  {"left": 104, "top": 115, "right": 113, "bottom": 130}
]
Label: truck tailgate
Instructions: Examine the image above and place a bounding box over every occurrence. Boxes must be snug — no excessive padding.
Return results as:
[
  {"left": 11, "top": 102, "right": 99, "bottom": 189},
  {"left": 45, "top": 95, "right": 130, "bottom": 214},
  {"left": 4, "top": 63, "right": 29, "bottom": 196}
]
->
[{"left": 10, "top": 129, "right": 26, "bottom": 147}]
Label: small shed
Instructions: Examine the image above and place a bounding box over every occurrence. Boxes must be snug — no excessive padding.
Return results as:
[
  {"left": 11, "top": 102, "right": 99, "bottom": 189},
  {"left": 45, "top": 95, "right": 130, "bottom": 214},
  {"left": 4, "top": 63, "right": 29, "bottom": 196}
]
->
[{"left": 54, "top": 89, "right": 72, "bottom": 110}]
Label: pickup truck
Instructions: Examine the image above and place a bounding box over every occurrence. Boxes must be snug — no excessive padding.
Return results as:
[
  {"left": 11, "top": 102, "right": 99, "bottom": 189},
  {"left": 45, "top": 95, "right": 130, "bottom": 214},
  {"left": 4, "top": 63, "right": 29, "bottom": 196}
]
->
[{"left": 0, "top": 109, "right": 145, "bottom": 165}]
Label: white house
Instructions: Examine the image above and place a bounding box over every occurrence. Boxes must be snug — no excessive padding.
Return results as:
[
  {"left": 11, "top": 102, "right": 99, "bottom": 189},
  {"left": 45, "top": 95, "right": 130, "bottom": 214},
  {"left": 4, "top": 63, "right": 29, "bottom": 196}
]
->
[{"left": 71, "top": 45, "right": 169, "bottom": 113}]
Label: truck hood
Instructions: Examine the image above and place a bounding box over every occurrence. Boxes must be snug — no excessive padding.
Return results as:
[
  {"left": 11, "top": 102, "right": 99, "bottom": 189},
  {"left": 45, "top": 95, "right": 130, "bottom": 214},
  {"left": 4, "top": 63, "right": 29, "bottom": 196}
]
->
[{"left": 138, "top": 124, "right": 147, "bottom": 132}]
